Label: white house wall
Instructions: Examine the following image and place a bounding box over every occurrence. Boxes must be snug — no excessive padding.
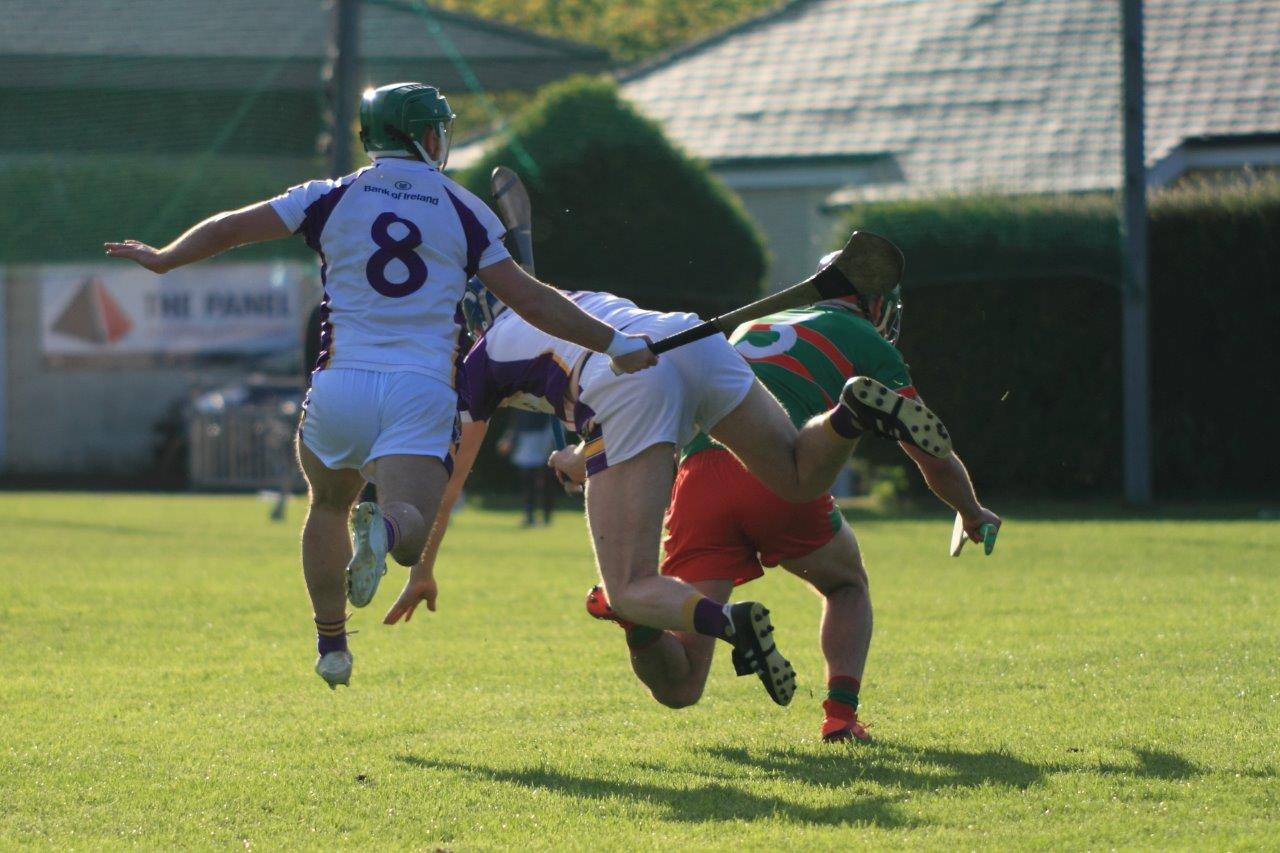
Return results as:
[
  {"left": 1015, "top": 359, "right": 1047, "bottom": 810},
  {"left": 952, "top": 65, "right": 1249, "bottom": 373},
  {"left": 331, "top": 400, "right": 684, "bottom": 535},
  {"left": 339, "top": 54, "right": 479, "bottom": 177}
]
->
[{"left": 714, "top": 159, "right": 901, "bottom": 292}]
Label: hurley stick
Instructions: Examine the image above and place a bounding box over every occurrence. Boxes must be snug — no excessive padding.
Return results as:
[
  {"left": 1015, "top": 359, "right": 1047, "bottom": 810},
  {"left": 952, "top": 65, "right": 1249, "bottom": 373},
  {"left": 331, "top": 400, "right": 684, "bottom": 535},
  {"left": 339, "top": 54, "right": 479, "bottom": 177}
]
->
[{"left": 649, "top": 230, "right": 904, "bottom": 355}]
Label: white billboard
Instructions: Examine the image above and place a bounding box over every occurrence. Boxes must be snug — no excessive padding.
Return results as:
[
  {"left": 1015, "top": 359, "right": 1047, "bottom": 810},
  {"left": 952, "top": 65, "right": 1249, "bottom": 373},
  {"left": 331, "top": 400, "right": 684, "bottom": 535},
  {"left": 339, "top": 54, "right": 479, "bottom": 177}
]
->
[{"left": 40, "top": 262, "right": 314, "bottom": 358}]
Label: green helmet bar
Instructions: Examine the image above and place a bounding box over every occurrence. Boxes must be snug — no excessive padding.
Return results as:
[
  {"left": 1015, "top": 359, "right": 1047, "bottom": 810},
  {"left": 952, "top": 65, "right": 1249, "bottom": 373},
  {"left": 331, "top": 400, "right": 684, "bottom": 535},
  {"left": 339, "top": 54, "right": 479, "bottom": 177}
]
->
[{"left": 358, "top": 82, "right": 456, "bottom": 168}]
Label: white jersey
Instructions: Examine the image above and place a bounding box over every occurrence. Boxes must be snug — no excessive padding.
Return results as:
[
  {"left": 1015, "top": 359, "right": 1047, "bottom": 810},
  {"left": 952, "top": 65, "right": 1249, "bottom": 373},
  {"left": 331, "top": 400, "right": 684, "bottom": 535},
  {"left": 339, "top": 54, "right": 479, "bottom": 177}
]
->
[
  {"left": 271, "top": 158, "right": 510, "bottom": 384},
  {"left": 456, "top": 289, "right": 755, "bottom": 476},
  {"left": 456, "top": 290, "right": 666, "bottom": 426}
]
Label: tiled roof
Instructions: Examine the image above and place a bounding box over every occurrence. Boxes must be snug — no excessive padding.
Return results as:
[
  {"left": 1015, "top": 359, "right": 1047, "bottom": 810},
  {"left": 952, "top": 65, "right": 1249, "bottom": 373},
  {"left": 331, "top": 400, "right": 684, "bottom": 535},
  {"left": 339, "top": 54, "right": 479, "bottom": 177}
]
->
[
  {"left": 0, "top": 0, "right": 610, "bottom": 92},
  {"left": 619, "top": 0, "right": 1280, "bottom": 199}
]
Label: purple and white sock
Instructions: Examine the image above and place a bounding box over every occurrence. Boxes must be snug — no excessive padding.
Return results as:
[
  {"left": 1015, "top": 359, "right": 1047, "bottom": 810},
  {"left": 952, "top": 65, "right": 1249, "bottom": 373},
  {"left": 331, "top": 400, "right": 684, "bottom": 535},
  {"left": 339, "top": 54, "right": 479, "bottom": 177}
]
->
[
  {"left": 315, "top": 617, "right": 348, "bottom": 655},
  {"left": 692, "top": 598, "right": 734, "bottom": 641}
]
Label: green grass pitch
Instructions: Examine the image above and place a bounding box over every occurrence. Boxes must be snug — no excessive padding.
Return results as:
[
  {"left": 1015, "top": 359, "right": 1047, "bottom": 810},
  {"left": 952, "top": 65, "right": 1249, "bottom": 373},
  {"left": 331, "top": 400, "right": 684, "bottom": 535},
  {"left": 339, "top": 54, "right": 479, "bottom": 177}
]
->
[{"left": 1, "top": 493, "right": 1276, "bottom": 848}]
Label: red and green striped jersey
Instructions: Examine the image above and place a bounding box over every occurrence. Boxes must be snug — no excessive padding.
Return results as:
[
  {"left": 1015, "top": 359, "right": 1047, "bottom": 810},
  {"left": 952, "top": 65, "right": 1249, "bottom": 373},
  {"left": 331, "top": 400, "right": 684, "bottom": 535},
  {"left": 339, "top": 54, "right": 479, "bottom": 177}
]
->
[{"left": 684, "top": 306, "right": 915, "bottom": 458}]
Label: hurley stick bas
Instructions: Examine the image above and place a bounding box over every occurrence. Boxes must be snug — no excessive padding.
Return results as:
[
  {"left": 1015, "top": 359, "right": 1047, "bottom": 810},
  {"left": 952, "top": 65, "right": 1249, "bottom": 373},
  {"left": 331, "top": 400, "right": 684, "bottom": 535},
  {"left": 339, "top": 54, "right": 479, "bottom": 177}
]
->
[
  {"left": 490, "top": 166, "right": 572, "bottom": 459},
  {"left": 490, "top": 165, "right": 536, "bottom": 276},
  {"left": 648, "top": 230, "right": 905, "bottom": 355}
]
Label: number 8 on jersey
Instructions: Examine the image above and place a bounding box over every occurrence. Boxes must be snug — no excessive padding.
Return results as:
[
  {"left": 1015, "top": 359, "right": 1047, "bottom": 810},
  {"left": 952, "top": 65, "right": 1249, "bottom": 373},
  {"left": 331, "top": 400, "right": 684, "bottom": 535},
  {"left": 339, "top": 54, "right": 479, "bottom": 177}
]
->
[{"left": 366, "top": 212, "right": 427, "bottom": 297}]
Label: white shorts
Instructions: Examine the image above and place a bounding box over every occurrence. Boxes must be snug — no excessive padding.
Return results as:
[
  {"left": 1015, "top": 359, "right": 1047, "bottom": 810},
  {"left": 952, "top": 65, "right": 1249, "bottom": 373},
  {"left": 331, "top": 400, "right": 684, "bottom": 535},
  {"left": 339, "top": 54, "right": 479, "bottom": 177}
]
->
[
  {"left": 577, "top": 312, "right": 755, "bottom": 476},
  {"left": 300, "top": 368, "right": 458, "bottom": 480}
]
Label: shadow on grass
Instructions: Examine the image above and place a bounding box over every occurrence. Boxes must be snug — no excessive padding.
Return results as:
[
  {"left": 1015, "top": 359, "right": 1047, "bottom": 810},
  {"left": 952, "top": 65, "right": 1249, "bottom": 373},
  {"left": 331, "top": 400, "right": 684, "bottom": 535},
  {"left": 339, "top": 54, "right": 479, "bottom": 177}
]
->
[
  {"left": 397, "top": 745, "right": 1212, "bottom": 826},
  {"left": 702, "top": 743, "right": 1043, "bottom": 790},
  {"left": 397, "top": 755, "right": 916, "bottom": 828},
  {"left": 698, "top": 743, "right": 1207, "bottom": 791}
]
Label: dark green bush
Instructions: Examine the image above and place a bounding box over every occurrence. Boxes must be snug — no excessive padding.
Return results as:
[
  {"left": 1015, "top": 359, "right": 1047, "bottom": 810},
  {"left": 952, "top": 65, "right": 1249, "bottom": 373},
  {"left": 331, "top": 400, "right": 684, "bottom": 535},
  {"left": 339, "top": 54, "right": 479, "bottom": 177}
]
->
[
  {"left": 839, "top": 178, "right": 1280, "bottom": 497},
  {"left": 456, "top": 76, "right": 766, "bottom": 318},
  {"left": 1146, "top": 178, "right": 1280, "bottom": 496}
]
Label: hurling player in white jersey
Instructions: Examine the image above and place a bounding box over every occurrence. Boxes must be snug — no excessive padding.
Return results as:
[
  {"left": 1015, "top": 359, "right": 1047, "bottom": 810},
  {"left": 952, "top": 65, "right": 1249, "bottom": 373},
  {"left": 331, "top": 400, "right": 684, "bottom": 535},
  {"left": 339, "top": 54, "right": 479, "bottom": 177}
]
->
[
  {"left": 105, "top": 83, "right": 656, "bottom": 689},
  {"left": 381, "top": 282, "right": 954, "bottom": 708}
]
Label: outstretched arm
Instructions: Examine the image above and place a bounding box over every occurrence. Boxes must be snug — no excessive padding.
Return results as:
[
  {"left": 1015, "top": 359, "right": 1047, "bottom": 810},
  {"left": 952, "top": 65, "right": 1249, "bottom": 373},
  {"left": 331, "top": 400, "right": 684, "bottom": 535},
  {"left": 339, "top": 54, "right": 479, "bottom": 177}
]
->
[
  {"left": 476, "top": 259, "right": 656, "bottom": 374},
  {"left": 383, "top": 419, "right": 489, "bottom": 625},
  {"left": 900, "top": 444, "right": 1001, "bottom": 542},
  {"left": 104, "top": 201, "right": 292, "bottom": 273}
]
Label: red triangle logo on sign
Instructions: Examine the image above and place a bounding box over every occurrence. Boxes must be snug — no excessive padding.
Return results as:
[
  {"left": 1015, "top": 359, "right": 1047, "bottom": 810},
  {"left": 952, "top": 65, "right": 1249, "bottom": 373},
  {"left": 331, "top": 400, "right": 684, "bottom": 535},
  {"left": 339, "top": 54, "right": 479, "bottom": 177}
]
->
[
  {"left": 90, "top": 278, "right": 133, "bottom": 344},
  {"left": 51, "top": 276, "right": 133, "bottom": 345}
]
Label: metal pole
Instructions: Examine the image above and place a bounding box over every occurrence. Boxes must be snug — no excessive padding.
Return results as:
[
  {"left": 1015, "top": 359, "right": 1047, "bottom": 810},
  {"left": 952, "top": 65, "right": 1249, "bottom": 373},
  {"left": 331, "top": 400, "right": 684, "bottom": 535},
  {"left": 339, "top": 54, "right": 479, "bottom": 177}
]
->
[
  {"left": 0, "top": 277, "right": 7, "bottom": 473},
  {"left": 1120, "top": 0, "right": 1151, "bottom": 504},
  {"left": 324, "top": 0, "right": 362, "bottom": 177}
]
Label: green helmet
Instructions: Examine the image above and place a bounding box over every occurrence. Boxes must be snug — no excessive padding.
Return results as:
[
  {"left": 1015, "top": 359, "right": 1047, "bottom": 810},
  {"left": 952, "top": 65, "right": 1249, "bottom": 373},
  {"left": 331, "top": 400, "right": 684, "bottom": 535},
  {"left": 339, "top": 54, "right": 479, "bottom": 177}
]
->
[{"left": 358, "top": 82, "right": 456, "bottom": 167}]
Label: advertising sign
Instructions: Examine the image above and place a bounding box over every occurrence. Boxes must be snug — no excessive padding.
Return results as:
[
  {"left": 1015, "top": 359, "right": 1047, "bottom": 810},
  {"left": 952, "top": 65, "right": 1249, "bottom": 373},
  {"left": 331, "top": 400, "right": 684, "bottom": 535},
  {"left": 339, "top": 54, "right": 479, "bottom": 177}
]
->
[{"left": 40, "top": 262, "right": 313, "bottom": 359}]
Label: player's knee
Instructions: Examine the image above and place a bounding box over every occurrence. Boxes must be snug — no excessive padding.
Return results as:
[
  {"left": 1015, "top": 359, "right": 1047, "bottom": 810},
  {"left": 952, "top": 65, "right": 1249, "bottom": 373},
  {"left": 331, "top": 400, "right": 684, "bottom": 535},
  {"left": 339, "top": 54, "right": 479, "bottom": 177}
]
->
[
  {"left": 309, "top": 483, "right": 357, "bottom": 512},
  {"left": 809, "top": 554, "right": 869, "bottom": 599},
  {"left": 650, "top": 683, "right": 705, "bottom": 710},
  {"left": 606, "top": 583, "right": 644, "bottom": 623},
  {"left": 822, "top": 568, "right": 869, "bottom": 600},
  {"left": 383, "top": 502, "right": 427, "bottom": 566},
  {"left": 768, "top": 466, "right": 827, "bottom": 503},
  {"left": 746, "top": 473, "right": 809, "bottom": 504}
]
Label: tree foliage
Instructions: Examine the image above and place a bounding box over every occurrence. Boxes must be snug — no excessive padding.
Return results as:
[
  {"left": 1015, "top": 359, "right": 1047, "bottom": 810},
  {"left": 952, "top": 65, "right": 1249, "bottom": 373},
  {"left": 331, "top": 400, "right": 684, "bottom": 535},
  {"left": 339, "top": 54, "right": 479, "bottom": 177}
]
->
[
  {"left": 432, "top": 0, "right": 783, "bottom": 62},
  {"left": 457, "top": 76, "right": 766, "bottom": 318}
]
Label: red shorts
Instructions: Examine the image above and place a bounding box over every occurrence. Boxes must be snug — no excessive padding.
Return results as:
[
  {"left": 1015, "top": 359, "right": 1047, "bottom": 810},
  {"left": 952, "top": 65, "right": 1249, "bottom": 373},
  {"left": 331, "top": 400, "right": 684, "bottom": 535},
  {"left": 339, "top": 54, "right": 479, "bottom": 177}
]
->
[{"left": 661, "top": 448, "right": 843, "bottom": 586}]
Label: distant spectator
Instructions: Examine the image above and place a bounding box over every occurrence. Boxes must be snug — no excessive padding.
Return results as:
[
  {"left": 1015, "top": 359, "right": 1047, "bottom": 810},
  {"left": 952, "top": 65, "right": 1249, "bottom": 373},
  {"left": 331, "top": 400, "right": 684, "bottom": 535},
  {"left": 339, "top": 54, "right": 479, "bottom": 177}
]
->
[{"left": 498, "top": 410, "right": 558, "bottom": 527}]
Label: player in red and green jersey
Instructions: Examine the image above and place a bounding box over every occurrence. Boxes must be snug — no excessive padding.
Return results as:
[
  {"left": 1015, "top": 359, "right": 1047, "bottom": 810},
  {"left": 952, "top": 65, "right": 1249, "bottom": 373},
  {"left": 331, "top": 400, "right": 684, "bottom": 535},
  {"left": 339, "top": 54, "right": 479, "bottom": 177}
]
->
[{"left": 557, "top": 254, "right": 1001, "bottom": 743}]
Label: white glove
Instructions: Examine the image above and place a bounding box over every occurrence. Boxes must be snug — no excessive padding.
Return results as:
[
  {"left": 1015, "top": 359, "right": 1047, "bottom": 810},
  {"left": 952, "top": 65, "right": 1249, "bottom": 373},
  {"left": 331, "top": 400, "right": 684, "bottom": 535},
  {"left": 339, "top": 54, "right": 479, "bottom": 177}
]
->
[{"left": 606, "top": 331, "right": 654, "bottom": 375}]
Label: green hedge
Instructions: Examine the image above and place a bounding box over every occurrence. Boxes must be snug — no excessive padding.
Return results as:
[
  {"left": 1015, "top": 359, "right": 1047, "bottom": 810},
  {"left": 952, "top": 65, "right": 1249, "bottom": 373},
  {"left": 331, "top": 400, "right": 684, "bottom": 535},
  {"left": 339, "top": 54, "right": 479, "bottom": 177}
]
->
[
  {"left": 0, "top": 88, "right": 324, "bottom": 159},
  {"left": 1146, "top": 178, "right": 1279, "bottom": 496},
  {"left": 456, "top": 76, "right": 767, "bottom": 318},
  {"left": 839, "top": 179, "right": 1280, "bottom": 497},
  {"left": 0, "top": 155, "right": 318, "bottom": 263}
]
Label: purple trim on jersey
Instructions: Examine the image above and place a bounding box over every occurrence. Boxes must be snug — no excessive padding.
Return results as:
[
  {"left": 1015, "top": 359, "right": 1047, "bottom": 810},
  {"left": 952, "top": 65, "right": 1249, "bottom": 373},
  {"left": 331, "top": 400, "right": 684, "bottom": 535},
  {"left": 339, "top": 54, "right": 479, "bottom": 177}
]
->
[
  {"left": 311, "top": 254, "right": 335, "bottom": 373},
  {"left": 444, "top": 187, "right": 490, "bottom": 279},
  {"left": 583, "top": 424, "right": 609, "bottom": 476},
  {"left": 449, "top": 311, "right": 471, "bottom": 388},
  {"left": 456, "top": 336, "right": 572, "bottom": 423},
  {"left": 297, "top": 172, "right": 362, "bottom": 253},
  {"left": 314, "top": 291, "right": 334, "bottom": 372},
  {"left": 572, "top": 397, "right": 597, "bottom": 436},
  {"left": 569, "top": 353, "right": 599, "bottom": 433}
]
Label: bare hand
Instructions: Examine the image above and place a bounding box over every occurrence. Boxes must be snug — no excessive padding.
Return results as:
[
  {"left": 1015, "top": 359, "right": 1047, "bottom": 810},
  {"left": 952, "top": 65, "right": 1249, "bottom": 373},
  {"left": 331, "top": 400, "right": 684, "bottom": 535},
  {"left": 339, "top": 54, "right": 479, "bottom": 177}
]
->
[
  {"left": 382, "top": 575, "right": 438, "bottom": 624},
  {"left": 961, "top": 507, "right": 1002, "bottom": 543},
  {"left": 103, "top": 240, "right": 171, "bottom": 273},
  {"left": 548, "top": 446, "right": 586, "bottom": 495},
  {"left": 609, "top": 335, "right": 658, "bottom": 375}
]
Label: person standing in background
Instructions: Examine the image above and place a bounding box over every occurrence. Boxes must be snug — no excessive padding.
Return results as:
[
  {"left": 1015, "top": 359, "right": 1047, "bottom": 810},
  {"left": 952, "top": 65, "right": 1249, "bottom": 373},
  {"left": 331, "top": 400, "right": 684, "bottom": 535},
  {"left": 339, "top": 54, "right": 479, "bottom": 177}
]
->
[{"left": 498, "top": 410, "right": 558, "bottom": 527}]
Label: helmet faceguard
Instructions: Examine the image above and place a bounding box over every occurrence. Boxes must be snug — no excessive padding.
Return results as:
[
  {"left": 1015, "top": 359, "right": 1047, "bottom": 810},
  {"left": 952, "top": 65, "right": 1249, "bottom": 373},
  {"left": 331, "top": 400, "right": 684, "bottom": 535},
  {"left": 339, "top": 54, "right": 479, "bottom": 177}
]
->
[
  {"left": 359, "top": 82, "right": 456, "bottom": 168},
  {"left": 814, "top": 250, "right": 903, "bottom": 344},
  {"left": 460, "top": 277, "right": 507, "bottom": 338}
]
